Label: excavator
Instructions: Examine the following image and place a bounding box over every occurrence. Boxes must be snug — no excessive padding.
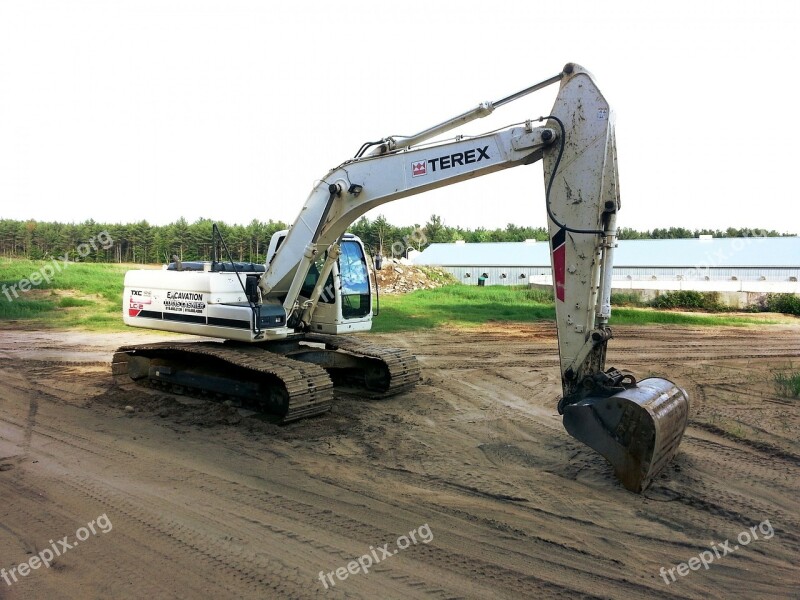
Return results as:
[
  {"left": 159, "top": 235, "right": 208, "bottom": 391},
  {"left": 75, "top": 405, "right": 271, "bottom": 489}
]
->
[{"left": 114, "top": 63, "right": 689, "bottom": 493}]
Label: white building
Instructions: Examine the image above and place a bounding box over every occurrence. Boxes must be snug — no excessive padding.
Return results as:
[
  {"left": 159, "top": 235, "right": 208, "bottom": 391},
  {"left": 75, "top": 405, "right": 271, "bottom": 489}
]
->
[{"left": 412, "top": 237, "right": 800, "bottom": 294}]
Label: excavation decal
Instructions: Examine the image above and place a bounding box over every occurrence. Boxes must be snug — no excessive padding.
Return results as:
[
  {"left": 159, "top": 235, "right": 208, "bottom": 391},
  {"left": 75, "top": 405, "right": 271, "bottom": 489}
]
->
[{"left": 164, "top": 291, "right": 206, "bottom": 315}]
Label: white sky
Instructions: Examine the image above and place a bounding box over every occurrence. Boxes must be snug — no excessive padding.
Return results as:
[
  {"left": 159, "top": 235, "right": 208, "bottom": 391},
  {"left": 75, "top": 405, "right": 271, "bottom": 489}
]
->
[{"left": 0, "top": 0, "right": 797, "bottom": 233}]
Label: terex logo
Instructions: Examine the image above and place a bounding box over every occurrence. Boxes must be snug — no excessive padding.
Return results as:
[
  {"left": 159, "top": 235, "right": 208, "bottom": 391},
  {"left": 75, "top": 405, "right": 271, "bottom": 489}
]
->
[{"left": 411, "top": 146, "right": 491, "bottom": 177}]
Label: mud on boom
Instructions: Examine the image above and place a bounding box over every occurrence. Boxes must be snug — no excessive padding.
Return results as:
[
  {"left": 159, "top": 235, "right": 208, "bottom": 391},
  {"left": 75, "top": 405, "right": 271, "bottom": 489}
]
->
[{"left": 115, "top": 63, "right": 689, "bottom": 492}]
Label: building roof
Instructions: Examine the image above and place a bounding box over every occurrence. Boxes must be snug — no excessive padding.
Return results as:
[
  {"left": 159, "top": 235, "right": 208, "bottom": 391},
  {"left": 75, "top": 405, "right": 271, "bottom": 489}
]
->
[{"left": 412, "top": 237, "right": 800, "bottom": 268}]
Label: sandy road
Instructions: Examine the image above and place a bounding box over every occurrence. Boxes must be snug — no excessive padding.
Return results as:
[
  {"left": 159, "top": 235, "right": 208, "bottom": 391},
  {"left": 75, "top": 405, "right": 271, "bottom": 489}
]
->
[{"left": 0, "top": 323, "right": 798, "bottom": 599}]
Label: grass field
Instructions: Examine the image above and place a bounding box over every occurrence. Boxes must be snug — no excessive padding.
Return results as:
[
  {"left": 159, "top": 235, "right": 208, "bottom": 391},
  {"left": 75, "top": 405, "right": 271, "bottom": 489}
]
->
[
  {"left": 0, "top": 258, "right": 795, "bottom": 332},
  {"left": 0, "top": 258, "right": 136, "bottom": 330},
  {"left": 370, "top": 285, "right": 791, "bottom": 332}
]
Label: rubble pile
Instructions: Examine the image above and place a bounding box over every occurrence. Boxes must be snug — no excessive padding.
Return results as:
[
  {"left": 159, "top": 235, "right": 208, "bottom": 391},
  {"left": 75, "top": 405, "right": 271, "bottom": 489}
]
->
[{"left": 373, "top": 258, "right": 455, "bottom": 294}]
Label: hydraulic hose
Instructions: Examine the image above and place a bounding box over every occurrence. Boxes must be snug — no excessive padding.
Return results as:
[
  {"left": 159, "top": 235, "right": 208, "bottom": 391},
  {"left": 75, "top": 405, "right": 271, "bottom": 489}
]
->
[{"left": 541, "top": 115, "right": 605, "bottom": 236}]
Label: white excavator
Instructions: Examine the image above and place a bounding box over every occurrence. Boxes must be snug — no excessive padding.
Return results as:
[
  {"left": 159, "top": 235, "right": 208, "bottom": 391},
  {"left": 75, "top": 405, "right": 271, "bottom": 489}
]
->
[{"left": 114, "top": 64, "right": 689, "bottom": 492}]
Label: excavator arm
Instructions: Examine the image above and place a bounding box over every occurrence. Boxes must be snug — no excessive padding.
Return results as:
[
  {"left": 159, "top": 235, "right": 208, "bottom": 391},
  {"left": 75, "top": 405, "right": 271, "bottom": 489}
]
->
[{"left": 542, "top": 67, "right": 689, "bottom": 492}]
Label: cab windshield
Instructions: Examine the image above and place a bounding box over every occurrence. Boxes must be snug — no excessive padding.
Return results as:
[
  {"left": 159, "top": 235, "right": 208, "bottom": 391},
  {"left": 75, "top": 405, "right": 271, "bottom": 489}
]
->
[
  {"left": 298, "top": 240, "right": 371, "bottom": 318},
  {"left": 339, "top": 240, "right": 370, "bottom": 318}
]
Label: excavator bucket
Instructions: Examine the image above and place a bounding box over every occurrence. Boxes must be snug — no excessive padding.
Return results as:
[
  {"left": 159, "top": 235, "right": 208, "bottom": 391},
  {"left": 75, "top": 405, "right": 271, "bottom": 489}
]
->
[{"left": 561, "top": 378, "right": 689, "bottom": 492}]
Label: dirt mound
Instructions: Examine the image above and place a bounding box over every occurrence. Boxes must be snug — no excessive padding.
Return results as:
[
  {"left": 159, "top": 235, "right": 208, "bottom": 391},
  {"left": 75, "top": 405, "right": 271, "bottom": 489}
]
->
[{"left": 373, "top": 258, "right": 455, "bottom": 294}]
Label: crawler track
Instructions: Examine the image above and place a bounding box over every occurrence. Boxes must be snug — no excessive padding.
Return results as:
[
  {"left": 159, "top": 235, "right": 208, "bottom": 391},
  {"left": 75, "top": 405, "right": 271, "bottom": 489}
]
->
[
  {"left": 112, "top": 334, "right": 422, "bottom": 423},
  {"left": 112, "top": 341, "right": 333, "bottom": 423},
  {"left": 303, "top": 333, "right": 422, "bottom": 398}
]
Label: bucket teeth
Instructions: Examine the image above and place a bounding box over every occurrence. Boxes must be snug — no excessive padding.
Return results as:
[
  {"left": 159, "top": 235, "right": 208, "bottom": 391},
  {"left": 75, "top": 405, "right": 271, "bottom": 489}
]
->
[{"left": 562, "top": 378, "right": 689, "bottom": 492}]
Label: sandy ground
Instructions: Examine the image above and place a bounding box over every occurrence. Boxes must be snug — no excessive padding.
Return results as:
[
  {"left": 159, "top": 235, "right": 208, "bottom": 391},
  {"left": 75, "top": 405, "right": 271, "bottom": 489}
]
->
[{"left": 0, "top": 322, "right": 798, "bottom": 599}]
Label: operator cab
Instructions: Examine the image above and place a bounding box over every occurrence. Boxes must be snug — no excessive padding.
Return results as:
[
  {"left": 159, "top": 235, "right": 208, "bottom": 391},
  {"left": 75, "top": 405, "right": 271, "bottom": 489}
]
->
[{"left": 267, "top": 231, "right": 373, "bottom": 333}]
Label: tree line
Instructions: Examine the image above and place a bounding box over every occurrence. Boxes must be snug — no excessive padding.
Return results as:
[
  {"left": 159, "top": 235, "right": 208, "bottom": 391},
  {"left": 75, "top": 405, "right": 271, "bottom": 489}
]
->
[
  {"left": 0, "top": 216, "right": 792, "bottom": 264},
  {"left": 350, "top": 216, "right": 792, "bottom": 257},
  {"left": 0, "top": 218, "right": 288, "bottom": 264}
]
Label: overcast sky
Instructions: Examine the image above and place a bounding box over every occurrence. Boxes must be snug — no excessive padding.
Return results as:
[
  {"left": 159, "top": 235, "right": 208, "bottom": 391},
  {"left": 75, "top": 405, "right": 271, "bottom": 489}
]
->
[{"left": 0, "top": 0, "right": 797, "bottom": 233}]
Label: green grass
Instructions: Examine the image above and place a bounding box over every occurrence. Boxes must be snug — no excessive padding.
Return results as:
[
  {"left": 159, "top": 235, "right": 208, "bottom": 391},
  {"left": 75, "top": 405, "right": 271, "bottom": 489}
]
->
[
  {"left": 373, "top": 285, "right": 557, "bottom": 332},
  {"left": 0, "top": 259, "right": 794, "bottom": 334},
  {"left": 0, "top": 258, "right": 130, "bottom": 330},
  {"left": 0, "top": 297, "right": 58, "bottom": 319},
  {"left": 58, "top": 297, "right": 96, "bottom": 308},
  {"left": 774, "top": 369, "right": 800, "bottom": 398},
  {"left": 609, "top": 307, "right": 781, "bottom": 326},
  {"left": 372, "top": 284, "right": 787, "bottom": 332}
]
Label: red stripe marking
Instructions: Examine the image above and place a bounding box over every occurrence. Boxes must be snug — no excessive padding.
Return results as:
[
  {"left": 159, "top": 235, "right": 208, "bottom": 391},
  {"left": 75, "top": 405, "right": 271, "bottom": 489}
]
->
[{"left": 553, "top": 244, "right": 566, "bottom": 302}]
